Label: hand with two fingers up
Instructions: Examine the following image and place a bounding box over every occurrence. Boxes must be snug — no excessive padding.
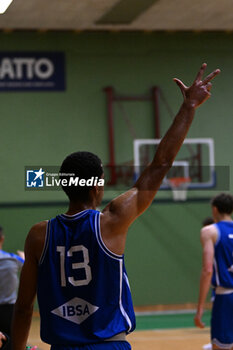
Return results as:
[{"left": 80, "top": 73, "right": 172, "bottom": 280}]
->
[{"left": 174, "top": 63, "right": 220, "bottom": 108}]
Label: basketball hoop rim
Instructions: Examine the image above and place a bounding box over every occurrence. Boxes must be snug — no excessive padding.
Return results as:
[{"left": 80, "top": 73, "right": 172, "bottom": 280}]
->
[
  {"left": 168, "top": 177, "right": 190, "bottom": 201},
  {"left": 168, "top": 177, "right": 191, "bottom": 188}
]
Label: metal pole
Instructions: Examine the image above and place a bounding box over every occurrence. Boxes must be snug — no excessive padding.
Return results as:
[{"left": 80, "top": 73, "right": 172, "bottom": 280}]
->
[{"left": 104, "top": 86, "right": 117, "bottom": 185}]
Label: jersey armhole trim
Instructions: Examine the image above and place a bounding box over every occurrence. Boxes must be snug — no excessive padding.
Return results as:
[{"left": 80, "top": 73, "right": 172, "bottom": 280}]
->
[
  {"left": 95, "top": 212, "right": 123, "bottom": 260},
  {"left": 119, "top": 260, "right": 132, "bottom": 332},
  {"left": 214, "top": 224, "right": 221, "bottom": 246},
  {"left": 39, "top": 220, "right": 50, "bottom": 266},
  {"left": 213, "top": 257, "right": 220, "bottom": 286}
]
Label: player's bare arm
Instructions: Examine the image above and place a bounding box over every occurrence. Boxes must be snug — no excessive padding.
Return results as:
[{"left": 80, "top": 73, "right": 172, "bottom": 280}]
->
[
  {"left": 17, "top": 250, "right": 25, "bottom": 260},
  {"left": 0, "top": 332, "right": 7, "bottom": 348},
  {"left": 11, "top": 221, "right": 47, "bottom": 350},
  {"left": 194, "top": 224, "right": 218, "bottom": 328},
  {"left": 101, "top": 63, "right": 220, "bottom": 254}
]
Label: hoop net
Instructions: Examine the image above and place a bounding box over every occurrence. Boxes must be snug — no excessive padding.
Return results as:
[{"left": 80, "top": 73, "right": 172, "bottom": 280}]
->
[{"left": 168, "top": 177, "right": 191, "bottom": 201}]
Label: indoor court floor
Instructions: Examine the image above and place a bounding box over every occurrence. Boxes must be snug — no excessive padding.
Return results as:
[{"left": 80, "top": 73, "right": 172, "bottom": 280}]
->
[{"left": 28, "top": 315, "right": 210, "bottom": 350}]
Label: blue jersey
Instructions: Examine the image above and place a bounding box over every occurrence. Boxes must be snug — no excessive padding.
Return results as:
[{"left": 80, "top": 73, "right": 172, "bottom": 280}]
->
[
  {"left": 37, "top": 209, "right": 135, "bottom": 346},
  {"left": 212, "top": 221, "right": 233, "bottom": 288}
]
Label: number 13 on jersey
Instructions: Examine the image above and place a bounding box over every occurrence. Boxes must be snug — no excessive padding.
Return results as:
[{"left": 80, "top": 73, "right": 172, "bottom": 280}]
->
[{"left": 57, "top": 245, "right": 92, "bottom": 287}]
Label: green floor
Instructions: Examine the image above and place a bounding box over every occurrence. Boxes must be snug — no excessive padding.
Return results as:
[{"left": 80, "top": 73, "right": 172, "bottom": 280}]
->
[{"left": 135, "top": 311, "right": 211, "bottom": 330}]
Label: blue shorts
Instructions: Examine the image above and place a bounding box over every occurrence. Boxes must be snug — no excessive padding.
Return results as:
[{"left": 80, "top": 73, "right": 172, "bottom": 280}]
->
[
  {"left": 51, "top": 341, "right": 131, "bottom": 350},
  {"left": 211, "top": 293, "right": 233, "bottom": 348}
]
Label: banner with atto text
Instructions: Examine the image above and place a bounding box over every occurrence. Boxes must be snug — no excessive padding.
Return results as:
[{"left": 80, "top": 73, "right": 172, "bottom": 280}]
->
[{"left": 0, "top": 52, "right": 65, "bottom": 91}]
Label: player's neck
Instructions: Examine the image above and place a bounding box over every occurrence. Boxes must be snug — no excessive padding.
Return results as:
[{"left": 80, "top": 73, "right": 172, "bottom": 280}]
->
[
  {"left": 66, "top": 201, "right": 96, "bottom": 215},
  {"left": 217, "top": 214, "right": 233, "bottom": 222}
]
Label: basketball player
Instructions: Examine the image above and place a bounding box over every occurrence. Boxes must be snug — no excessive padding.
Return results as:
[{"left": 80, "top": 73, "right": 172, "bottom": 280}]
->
[
  {"left": 201, "top": 217, "right": 215, "bottom": 350},
  {"left": 0, "top": 227, "right": 24, "bottom": 350},
  {"left": 202, "top": 217, "right": 215, "bottom": 304},
  {"left": 194, "top": 193, "right": 233, "bottom": 350},
  {"left": 12, "top": 63, "right": 220, "bottom": 350}
]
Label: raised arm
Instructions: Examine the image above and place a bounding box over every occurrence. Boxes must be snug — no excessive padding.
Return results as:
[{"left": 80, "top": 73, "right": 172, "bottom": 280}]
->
[{"left": 101, "top": 64, "right": 220, "bottom": 254}]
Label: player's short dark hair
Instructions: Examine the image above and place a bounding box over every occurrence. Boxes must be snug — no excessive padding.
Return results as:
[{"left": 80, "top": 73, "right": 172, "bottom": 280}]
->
[
  {"left": 211, "top": 193, "right": 233, "bottom": 215},
  {"left": 60, "top": 151, "right": 103, "bottom": 202},
  {"left": 202, "top": 217, "right": 215, "bottom": 227}
]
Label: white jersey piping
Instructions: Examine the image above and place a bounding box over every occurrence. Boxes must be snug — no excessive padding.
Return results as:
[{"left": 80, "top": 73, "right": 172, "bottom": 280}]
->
[
  {"left": 213, "top": 258, "right": 220, "bottom": 286},
  {"left": 60, "top": 210, "right": 90, "bottom": 221},
  {"left": 94, "top": 212, "right": 123, "bottom": 261},
  {"left": 119, "top": 259, "right": 132, "bottom": 332},
  {"left": 214, "top": 223, "right": 221, "bottom": 246},
  {"left": 39, "top": 220, "right": 50, "bottom": 266}
]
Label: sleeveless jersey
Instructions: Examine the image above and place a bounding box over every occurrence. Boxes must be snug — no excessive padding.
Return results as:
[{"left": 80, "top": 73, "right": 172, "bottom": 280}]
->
[
  {"left": 37, "top": 209, "right": 135, "bottom": 346},
  {"left": 212, "top": 221, "right": 233, "bottom": 288}
]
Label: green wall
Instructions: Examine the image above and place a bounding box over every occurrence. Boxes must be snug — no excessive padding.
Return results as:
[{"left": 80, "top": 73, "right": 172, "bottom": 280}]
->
[
  {"left": 126, "top": 201, "right": 210, "bottom": 305},
  {"left": 0, "top": 31, "right": 232, "bottom": 203},
  {"left": 0, "top": 31, "right": 232, "bottom": 305}
]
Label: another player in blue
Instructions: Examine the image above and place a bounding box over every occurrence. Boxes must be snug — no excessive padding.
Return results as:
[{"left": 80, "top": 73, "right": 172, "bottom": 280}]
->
[
  {"left": 0, "top": 227, "right": 24, "bottom": 350},
  {"left": 11, "top": 63, "right": 220, "bottom": 350},
  {"left": 195, "top": 193, "right": 233, "bottom": 350}
]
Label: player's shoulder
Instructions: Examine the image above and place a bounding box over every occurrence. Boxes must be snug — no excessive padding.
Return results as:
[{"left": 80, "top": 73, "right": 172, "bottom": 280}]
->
[
  {"left": 28, "top": 220, "right": 47, "bottom": 235},
  {"left": 30, "top": 220, "right": 48, "bottom": 231},
  {"left": 26, "top": 221, "right": 48, "bottom": 246},
  {"left": 201, "top": 224, "right": 218, "bottom": 242},
  {"left": 25, "top": 221, "right": 48, "bottom": 261}
]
